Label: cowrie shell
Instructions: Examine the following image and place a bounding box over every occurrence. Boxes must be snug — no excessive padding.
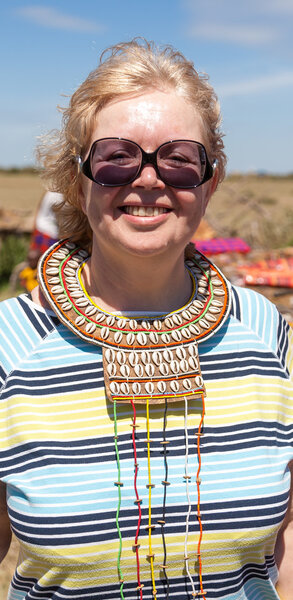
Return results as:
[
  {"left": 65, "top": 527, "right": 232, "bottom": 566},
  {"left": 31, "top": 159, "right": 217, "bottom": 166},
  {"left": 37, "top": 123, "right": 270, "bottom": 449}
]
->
[
  {"left": 188, "top": 343, "right": 198, "bottom": 357},
  {"left": 152, "top": 351, "right": 162, "bottom": 366},
  {"left": 141, "top": 320, "right": 151, "bottom": 330},
  {"left": 145, "top": 381, "right": 155, "bottom": 394},
  {"left": 107, "top": 363, "right": 116, "bottom": 377},
  {"left": 64, "top": 267, "right": 76, "bottom": 277},
  {"left": 176, "top": 347, "right": 186, "bottom": 360},
  {"left": 121, "top": 382, "right": 130, "bottom": 395},
  {"left": 61, "top": 302, "right": 72, "bottom": 311},
  {"left": 56, "top": 294, "right": 67, "bottom": 303},
  {"left": 195, "top": 375, "right": 203, "bottom": 387},
  {"left": 47, "top": 258, "right": 60, "bottom": 266},
  {"left": 132, "top": 382, "right": 141, "bottom": 394},
  {"left": 129, "top": 351, "right": 138, "bottom": 366},
  {"left": 77, "top": 249, "right": 88, "bottom": 257},
  {"left": 157, "top": 380, "right": 166, "bottom": 393},
  {"left": 51, "top": 285, "right": 64, "bottom": 294},
  {"left": 171, "top": 329, "right": 182, "bottom": 342},
  {"left": 85, "top": 305, "right": 97, "bottom": 317},
  {"left": 180, "top": 359, "right": 189, "bottom": 372},
  {"left": 129, "top": 319, "right": 138, "bottom": 330},
  {"left": 75, "top": 298, "right": 89, "bottom": 307},
  {"left": 137, "top": 332, "right": 147, "bottom": 346},
  {"left": 153, "top": 320, "right": 162, "bottom": 330},
  {"left": 199, "top": 260, "right": 209, "bottom": 268},
  {"left": 163, "top": 349, "right": 173, "bottom": 363},
  {"left": 100, "top": 327, "right": 109, "bottom": 340},
  {"left": 189, "top": 305, "right": 200, "bottom": 315},
  {"left": 211, "top": 277, "right": 222, "bottom": 286},
  {"left": 159, "top": 363, "right": 169, "bottom": 376},
  {"left": 170, "top": 360, "right": 180, "bottom": 374},
  {"left": 173, "top": 313, "right": 182, "bottom": 326},
  {"left": 170, "top": 380, "right": 180, "bottom": 393},
  {"left": 134, "top": 364, "right": 144, "bottom": 377},
  {"left": 95, "top": 313, "right": 105, "bottom": 323},
  {"left": 116, "top": 319, "right": 126, "bottom": 329},
  {"left": 210, "top": 306, "right": 221, "bottom": 314},
  {"left": 110, "top": 381, "right": 120, "bottom": 395},
  {"left": 86, "top": 322, "right": 96, "bottom": 334},
  {"left": 106, "top": 315, "right": 115, "bottom": 326},
  {"left": 193, "top": 300, "right": 205, "bottom": 309},
  {"left": 66, "top": 277, "right": 77, "bottom": 284},
  {"left": 189, "top": 324, "right": 200, "bottom": 335},
  {"left": 54, "top": 250, "right": 69, "bottom": 258},
  {"left": 48, "top": 276, "right": 60, "bottom": 284},
  {"left": 117, "top": 351, "right": 126, "bottom": 365},
  {"left": 164, "top": 317, "right": 173, "bottom": 329},
  {"left": 141, "top": 351, "right": 151, "bottom": 365},
  {"left": 211, "top": 299, "right": 222, "bottom": 307},
  {"left": 213, "top": 288, "right": 225, "bottom": 296},
  {"left": 188, "top": 356, "right": 198, "bottom": 370},
  {"left": 181, "top": 328, "right": 191, "bottom": 339},
  {"left": 65, "top": 241, "right": 76, "bottom": 249},
  {"left": 67, "top": 259, "right": 80, "bottom": 268},
  {"left": 199, "top": 319, "right": 209, "bottom": 329},
  {"left": 205, "top": 313, "right": 217, "bottom": 322},
  {"left": 70, "top": 290, "right": 84, "bottom": 298},
  {"left": 75, "top": 315, "right": 86, "bottom": 326},
  {"left": 126, "top": 332, "right": 136, "bottom": 345},
  {"left": 145, "top": 363, "right": 155, "bottom": 377},
  {"left": 114, "top": 331, "right": 123, "bottom": 344},
  {"left": 182, "top": 310, "right": 192, "bottom": 320},
  {"left": 105, "top": 348, "right": 115, "bottom": 363},
  {"left": 161, "top": 333, "right": 170, "bottom": 344},
  {"left": 183, "top": 378, "right": 192, "bottom": 390},
  {"left": 149, "top": 332, "right": 159, "bottom": 344},
  {"left": 120, "top": 364, "right": 130, "bottom": 377}
]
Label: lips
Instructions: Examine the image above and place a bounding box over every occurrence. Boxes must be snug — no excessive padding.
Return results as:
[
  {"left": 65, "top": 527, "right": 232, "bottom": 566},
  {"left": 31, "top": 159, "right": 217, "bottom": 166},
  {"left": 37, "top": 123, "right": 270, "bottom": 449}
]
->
[{"left": 121, "top": 206, "right": 170, "bottom": 217}]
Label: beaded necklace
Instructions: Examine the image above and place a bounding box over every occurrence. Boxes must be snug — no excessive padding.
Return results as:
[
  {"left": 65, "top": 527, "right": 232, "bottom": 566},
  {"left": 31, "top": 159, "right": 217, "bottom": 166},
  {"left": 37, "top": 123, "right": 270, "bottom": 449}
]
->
[{"left": 38, "top": 239, "right": 231, "bottom": 600}]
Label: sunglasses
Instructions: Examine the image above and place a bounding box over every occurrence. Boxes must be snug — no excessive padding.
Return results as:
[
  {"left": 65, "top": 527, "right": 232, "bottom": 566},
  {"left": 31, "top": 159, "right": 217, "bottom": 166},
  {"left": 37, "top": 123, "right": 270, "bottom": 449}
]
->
[{"left": 78, "top": 138, "right": 214, "bottom": 189}]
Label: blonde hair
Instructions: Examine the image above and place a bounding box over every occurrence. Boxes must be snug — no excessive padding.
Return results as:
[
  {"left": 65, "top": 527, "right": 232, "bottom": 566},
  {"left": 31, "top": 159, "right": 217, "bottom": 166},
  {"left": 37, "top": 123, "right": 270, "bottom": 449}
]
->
[{"left": 37, "top": 38, "right": 226, "bottom": 248}]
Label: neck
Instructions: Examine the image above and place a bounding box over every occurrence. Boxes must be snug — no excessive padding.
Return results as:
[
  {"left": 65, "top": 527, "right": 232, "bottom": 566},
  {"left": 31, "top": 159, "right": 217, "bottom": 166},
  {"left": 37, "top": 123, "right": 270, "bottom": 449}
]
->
[{"left": 82, "top": 245, "right": 192, "bottom": 314}]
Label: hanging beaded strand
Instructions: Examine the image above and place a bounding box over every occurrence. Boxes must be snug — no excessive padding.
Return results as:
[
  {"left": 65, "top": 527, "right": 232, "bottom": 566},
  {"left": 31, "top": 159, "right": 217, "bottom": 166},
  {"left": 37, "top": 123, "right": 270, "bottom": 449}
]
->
[
  {"left": 183, "top": 395, "right": 197, "bottom": 597},
  {"left": 146, "top": 399, "right": 157, "bottom": 598},
  {"left": 158, "top": 398, "right": 170, "bottom": 598},
  {"left": 130, "top": 398, "right": 143, "bottom": 598},
  {"left": 113, "top": 400, "right": 125, "bottom": 599}
]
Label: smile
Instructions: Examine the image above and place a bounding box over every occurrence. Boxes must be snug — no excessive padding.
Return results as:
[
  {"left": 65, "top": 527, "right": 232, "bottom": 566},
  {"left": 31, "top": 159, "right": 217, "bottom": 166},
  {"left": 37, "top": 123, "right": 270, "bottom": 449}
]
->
[{"left": 121, "top": 206, "right": 170, "bottom": 217}]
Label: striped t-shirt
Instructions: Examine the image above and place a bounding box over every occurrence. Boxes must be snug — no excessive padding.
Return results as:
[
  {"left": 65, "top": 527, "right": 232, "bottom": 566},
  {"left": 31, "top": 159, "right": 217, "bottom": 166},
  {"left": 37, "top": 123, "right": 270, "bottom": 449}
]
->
[{"left": 0, "top": 286, "right": 292, "bottom": 600}]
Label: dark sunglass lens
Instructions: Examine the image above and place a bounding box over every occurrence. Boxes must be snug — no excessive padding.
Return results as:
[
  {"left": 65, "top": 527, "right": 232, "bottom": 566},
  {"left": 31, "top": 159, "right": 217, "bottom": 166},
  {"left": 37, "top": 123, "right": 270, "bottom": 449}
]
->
[
  {"left": 157, "top": 142, "right": 206, "bottom": 187},
  {"left": 90, "top": 139, "right": 141, "bottom": 185}
]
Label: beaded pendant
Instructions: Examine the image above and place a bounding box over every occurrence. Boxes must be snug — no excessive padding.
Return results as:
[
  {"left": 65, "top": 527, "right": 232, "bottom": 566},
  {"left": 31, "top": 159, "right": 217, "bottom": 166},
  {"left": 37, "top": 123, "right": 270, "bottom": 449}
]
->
[{"left": 38, "top": 240, "right": 231, "bottom": 404}]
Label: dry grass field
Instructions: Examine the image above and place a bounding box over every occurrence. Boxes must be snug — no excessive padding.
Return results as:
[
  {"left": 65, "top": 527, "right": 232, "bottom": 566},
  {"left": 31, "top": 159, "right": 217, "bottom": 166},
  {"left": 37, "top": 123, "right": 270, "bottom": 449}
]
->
[{"left": 0, "top": 171, "right": 292, "bottom": 596}]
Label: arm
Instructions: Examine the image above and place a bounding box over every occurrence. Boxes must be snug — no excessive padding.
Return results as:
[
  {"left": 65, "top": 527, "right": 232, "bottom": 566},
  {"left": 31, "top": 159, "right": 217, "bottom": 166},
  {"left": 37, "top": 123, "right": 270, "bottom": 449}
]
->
[
  {"left": 0, "top": 481, "right": 11, "bottom": 562},
  {"left": 275, "top": 463, "right": 293, "bottom": 599}
]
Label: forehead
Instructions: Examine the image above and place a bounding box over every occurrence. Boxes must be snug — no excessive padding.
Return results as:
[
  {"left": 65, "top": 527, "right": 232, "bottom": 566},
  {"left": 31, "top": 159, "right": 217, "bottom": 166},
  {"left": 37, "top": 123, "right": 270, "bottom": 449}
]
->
[{"left": 90, "top": 90, "right": 205, "bottom": 146}]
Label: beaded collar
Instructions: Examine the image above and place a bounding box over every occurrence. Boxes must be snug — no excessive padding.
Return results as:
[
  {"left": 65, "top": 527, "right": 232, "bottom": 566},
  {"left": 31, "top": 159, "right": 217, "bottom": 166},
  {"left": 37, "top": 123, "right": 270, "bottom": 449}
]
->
[{"left": 38, "top": 239, "right": 231, "bottom": 405}]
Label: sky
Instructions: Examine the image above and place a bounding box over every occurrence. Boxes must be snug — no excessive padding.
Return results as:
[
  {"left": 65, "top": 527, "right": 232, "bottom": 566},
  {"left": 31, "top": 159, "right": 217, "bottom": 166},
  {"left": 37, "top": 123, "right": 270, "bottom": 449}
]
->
[{"left": 0, "top": 0, "right": 292, "bottom": 173}]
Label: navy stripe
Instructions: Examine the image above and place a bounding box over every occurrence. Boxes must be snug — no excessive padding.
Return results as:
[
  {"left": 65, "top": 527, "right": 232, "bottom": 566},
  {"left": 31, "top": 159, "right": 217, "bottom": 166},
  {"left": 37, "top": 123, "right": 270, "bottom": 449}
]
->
[{"left": 231, "top": 286, "right": 241, "bottom": 321}]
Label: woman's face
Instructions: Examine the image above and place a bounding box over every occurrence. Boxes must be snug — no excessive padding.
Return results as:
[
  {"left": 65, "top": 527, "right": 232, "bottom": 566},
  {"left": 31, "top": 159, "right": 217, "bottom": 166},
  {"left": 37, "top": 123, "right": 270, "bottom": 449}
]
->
[{"left": 80, "top": 89, "right": 217, "bottom": 262}]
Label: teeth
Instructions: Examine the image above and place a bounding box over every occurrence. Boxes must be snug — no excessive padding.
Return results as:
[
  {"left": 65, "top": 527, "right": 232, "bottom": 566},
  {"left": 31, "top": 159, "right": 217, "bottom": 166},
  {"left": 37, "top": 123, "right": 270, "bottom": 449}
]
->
[{"left": 124, "top": 206, "right": 168, "bottom": 217}]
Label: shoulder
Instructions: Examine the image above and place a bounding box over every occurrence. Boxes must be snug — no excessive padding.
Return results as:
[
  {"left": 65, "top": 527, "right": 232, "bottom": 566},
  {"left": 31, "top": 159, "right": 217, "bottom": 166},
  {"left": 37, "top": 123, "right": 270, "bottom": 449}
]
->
[
  {"left": 0, "top": 294, "right": 59, "bottom": 388},
  {"left": 229, "top": 284, "right": 292, "bottom": 373}
]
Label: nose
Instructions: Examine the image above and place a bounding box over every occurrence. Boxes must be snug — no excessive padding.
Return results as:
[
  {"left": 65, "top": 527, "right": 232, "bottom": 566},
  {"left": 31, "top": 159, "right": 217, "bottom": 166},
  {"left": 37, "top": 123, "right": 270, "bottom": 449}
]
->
[{"left": 131, "top": 163, "right": 165, "bottom": 190}]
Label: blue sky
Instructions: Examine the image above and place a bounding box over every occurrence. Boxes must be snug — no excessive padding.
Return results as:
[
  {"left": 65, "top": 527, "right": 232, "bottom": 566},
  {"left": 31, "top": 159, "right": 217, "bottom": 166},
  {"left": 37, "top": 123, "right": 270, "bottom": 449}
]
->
[{"left": 1, "top": 0, "right": 292, "bottom": 173}]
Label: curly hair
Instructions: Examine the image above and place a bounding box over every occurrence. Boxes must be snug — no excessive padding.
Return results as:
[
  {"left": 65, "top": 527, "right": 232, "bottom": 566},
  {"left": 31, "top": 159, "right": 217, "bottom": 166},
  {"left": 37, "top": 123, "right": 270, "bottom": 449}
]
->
[{"left": 36, "top": 38, "right": 226, "bottom": 249}]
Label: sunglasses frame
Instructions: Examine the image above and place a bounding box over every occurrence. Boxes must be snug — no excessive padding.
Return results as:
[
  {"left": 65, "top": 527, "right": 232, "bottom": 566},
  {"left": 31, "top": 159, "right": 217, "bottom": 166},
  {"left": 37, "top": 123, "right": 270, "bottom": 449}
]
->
[{"left": 79, "top": 138, "right": 214, "bottom": 189}]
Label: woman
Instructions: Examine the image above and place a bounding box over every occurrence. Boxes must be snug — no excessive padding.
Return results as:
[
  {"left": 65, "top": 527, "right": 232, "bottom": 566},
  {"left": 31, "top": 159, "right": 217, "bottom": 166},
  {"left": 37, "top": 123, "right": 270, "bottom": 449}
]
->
[{"left": 0, "top": 39, "right": 292, "bottom": 600}]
